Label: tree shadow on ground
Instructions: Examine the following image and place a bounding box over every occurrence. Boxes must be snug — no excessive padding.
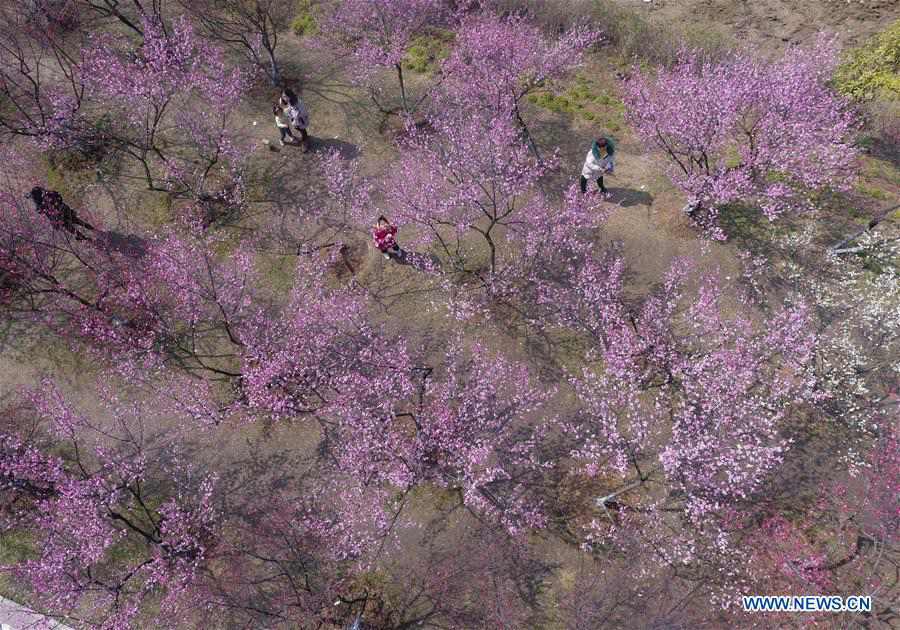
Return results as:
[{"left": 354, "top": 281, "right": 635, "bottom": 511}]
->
[
  {"left": 278, "top": 44, "right": 387, "bottom": 146},
  {"left": 307, "top": 136, "right": 360, "bottom": 160},
  {"left": 94, "top": 230, "right": 148, "bottom": 258},
  {"left": 390, "top": 249, "right": 441, "bottom": 272},
  {"left": 870, "top": 138, "right": 900, "bottom": 171},
  {"left": 604, "top": 187, "right": 653, "bottom": 207}
]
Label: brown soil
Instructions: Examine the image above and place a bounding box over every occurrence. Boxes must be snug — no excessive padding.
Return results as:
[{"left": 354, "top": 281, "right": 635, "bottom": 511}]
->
[
  {"left": 620, "top": 0, "right": 899, "bottom": 51},
  {"left": 2, "top": 5, "right": 899, "bottom": 626}
]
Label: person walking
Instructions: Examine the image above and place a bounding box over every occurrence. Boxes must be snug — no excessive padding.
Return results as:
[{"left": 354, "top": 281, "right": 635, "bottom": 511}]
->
[
  {"left": 372, "top": 215, "right": 404, "bottom": 261},
  {"left": 580, "top": 136, "right": 616, "bottom": 194},
  {"left": 280, "top": 86, "right": 310, "bottom": 152},
  {"left": 273, "top": 103, "right": 296, "bottom": 146},
  {"left": 26, "top": 186, "right": 95, "bottom": 240}
]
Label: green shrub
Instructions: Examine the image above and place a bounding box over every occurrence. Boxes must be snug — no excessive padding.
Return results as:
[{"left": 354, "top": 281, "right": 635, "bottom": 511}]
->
[
  {"left": 291, "top": 0, "right": 317, "bottom": 37},
  {"left": 835, "top": 19, "right": 900, "bottom": 101},
  {"left": 403, "top": 29, "right": 455, "bottom": 74},
  {"left": 855, "top": 182, "right": 892, "bottom": 201},
  {"left": 528, "top": 74, "right": 625, "bottom": 130}
]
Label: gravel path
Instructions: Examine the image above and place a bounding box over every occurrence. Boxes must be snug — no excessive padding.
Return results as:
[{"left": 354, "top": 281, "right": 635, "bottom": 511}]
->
[{"left": 0, "top": 597, "right": 74, "bottom": 630}]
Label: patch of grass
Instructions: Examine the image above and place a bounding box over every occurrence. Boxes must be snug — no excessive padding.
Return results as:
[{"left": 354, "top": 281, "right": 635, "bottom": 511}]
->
[
  {"left": 857, "top": 134, "right": 877, "bottom": 151},
  {"left": 133, "top": 190, "right": 174, "bottom": 228},
  {"left": 291, "top": 0, "right": 318, "bottom": 37},
  {"left": 527, "top": 75, "right": 625, "bottom": 131},
  {"left": 855, "top": 249, "right": 889, "bottom": 274},
  {"left": 0, "top": 530, "right": 36, "bottom": 602},
  {"left": 0, "top": 529, "right": 37, "bottom": 564},
  {"left": 855, "top": 182, "right": 892, "bottom": 201},
  {"left": 104, "top": 533, "right": 148, "bottom": 566},
  {"left": 256, "top": 252, "right": 297, "bottom": 296},
  {"left": 44, "top": 153, "right": 95, "bottom": 208},
  {"left": 718, "top": 202, "right": 777, "bottom": 242},
  {"left": 403, "top": 29, "right": 455, "bottom": 75},
  {"left": 861, "top": 155, "right": 900, "bottom": 186},
  {"left": 723, "top": 146, "right": 742, "bottom": 169}
]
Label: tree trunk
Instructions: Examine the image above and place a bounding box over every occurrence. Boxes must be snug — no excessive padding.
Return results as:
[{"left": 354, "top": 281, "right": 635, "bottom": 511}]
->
[
  {"left": 513, "top": 102, "right": 542, "bottom": 162},
  {"left": 484, "top": 228, "right": 497, "bottom": 276},
  {"left": 396, "top": 63, "right": 409, "bottom": 114},
  {"left": 829, "top": 203, "right": 899, "bottom": 254},
  {"left": 264, "top": 39, "right": 281, "bottom": 86}
]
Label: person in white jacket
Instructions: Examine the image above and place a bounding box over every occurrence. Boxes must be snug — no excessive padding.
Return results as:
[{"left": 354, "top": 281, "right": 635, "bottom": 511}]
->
[
  {"left": 273, "top": 103, "right": 296, "bottom": 146},
  {"left": 580, "top": 136, "right": 616, "bottom": 194}
]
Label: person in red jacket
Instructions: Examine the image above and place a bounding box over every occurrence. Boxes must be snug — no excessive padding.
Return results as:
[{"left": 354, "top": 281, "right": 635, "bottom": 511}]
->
[{"left": 372, "top": 215, "right": 404, "bottom": 261}]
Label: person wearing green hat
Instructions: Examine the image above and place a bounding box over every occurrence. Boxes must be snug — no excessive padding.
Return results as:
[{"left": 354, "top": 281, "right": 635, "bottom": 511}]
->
[{"left": 580, "top": 136, "right": 616, "bottom": 194}]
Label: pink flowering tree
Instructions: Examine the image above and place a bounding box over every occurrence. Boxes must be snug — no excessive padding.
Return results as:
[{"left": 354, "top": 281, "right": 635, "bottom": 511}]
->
[
  {"left": 337, "top": 522, "right": 543, "bottom": 628},
  {"left": 24, "top": 0, "right": 80, "bottom": 32},
  {"left": 239, "top": 265, "right": 558, "bottom": 532},
  {"left": 853, "top": 431, "right": 900, "bottom": 548},
  {"left": 384, "top": 105, "right": 606, "bottom": 316},
  {"left": 317, "top": 0, "right": 448, "bottom": 113},
  {"left": 78, "top": 15, "right": 249, "bottom": 200},
  {"left": 0, "top": 3, "right": 86, "bottom": 141},
  {"left": 208, "top": 486, "right": 387, "bottom": 627},
  {"left": 815, "top": 430, "right": 900, "bottom": 602},
  {"left": 0, "top": 387, "right": 220, "bottom": 628},
  {"left": 237, "top": 264, "right": 560, "bottom": 533},
  {"left": 0, "top": 378, "right": 397, "bottom": 628},
  {"left": 623, "top": 37, "right": 859, "bottom": 237},
  {"left": 438, "top": 11, "right": 599, "bottom": 152},
  {"left": 178, "top": 0, "right": 295, "bottom": 85},
  {"left": 0, "top": 185, "right": 259, "bottom": 381},
  {"left": 237, "top": 257, "right": 415, "bottom": 421},
  {"left": 742, "top": 430, "right": 898, "bottom": 622},
  {"left": 747, "top": 514, "right": 834, "bottom": 596},
  {"left": 0, "top": 186, "right": 118, "bottom": 344},
  {"left": 386, "top": 108, "right": 552, "bottom": 275},
  {"left": 328, "top": 339, "right": 555, "bottom": 534},
  {"left": 551, "top": 257, "right": 819, "bottom": 598}
]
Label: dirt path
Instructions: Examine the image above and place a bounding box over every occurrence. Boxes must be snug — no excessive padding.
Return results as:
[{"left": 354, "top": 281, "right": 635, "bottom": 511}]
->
[{"left": 0, "top": 594, "right": 75, "bottom": 630}]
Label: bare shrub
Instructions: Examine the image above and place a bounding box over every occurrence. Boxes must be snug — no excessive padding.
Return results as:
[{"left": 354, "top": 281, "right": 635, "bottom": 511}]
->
[
  {"left": 494, "top": 0, "right": 733, "bottom": 65},
  {"left": 868, "top": 99, "right": 900, "bottom": 164}
]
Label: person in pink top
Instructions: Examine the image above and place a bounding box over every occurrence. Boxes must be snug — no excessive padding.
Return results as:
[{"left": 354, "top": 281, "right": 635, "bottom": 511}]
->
[{"left": 372, "top": 215, "right": 404, "bottom": 261}]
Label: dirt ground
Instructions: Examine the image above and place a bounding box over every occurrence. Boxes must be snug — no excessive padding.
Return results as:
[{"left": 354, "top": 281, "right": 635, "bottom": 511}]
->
[
  {"left": 8, "top": 0, "right": 897, "bottom": 435},
  {"left": 2, "top": 2, "right": 898, "bottom": 626},
  {"left": 620, "top": 0, "right": 900, "bottom": 50}
]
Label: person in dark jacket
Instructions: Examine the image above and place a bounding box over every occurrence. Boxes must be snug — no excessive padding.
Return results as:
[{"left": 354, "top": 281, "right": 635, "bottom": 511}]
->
[
  {"left": 26, "top": 187, "right": 95, "bottom": 240},
  {"left": 279, "top": 86, "right": 310, "bottom": 152}
]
